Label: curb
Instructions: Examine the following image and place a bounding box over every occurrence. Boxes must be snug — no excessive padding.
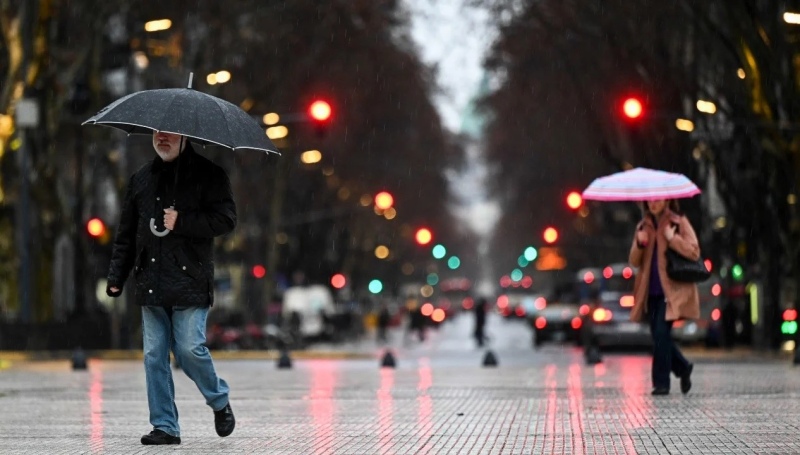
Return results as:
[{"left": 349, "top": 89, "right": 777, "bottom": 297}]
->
[{"left": 0, "top": 349, "right": 374, "bottom": 363}]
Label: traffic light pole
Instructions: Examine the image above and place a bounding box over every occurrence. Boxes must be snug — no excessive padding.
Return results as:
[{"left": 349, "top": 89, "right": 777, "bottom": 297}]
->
[
  {"left": 263, "top": 150, "right": 290, "bottom": 316},
  {"left": 73, "top": 125, "right": 86, "bottom": 316}
]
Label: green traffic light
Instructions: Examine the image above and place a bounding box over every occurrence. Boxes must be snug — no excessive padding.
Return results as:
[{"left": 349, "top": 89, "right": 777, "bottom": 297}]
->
[
  {"left": 432, "top": 244, "right": 447, "bottom": 259},
  {"left": 782, "top": 321, "right": 798, "bottom": 335},
  {"left": 518, "top": 255, "right": 529, "bottom": 267},
  {"left": 447, "top": 256, "right": 461, "bottom": 270},
  {"left": 524, "top": 246, "right": 538, "bottom": 261},
  {"left": 732, "top": 264, "right": 744, "bottom": 281},
  {"left": 511, "top": 268, "right": 523, "bottom": 282},
  {"left": 368, "top": 279, "right": 383, "bottom": 294},
  {"left": 427, "top": 273, "right": 439, "bottom": 286}
]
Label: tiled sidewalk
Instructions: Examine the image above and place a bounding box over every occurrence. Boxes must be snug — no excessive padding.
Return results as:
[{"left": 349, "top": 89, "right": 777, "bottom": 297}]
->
[{"left": 1, "top": 316, "right": 799, "bottom": 454}]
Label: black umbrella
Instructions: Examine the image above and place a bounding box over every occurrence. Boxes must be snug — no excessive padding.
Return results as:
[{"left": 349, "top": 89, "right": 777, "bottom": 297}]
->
[
  {"left": 82, "top": 73, "right": 279, "bottom": 154},
  {"left": 83, "top": 73, "right": 279, "bottom": 237}
]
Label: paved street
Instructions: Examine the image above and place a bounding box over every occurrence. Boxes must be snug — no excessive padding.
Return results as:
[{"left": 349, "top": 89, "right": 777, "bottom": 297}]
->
[{"left": 1, "top": 313, "right": 800, "bottom": 454}]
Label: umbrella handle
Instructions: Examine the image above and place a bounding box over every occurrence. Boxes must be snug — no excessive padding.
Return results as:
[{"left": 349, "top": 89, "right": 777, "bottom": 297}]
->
[{"left": 149, "top": 218, "right": 170, "bottom": 237}]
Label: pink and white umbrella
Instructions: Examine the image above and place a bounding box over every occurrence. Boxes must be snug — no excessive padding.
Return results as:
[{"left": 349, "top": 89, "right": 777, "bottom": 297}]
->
[{"left": 582, "top": 167, "right": 701, "bottom": 202}]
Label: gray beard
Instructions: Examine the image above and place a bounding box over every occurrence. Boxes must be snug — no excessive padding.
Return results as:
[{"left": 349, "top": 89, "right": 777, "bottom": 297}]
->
[{"left": 156, "top": 149, "right": 176, "bottom": 162}]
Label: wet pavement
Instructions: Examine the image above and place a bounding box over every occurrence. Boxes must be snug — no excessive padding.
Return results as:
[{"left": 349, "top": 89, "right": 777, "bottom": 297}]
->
[{"left": 1, "top": 313, "right": 800, "bottom": 454}]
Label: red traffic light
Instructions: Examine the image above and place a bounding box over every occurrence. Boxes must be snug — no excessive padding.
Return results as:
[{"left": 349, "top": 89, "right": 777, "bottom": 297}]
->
[
  {"left": 415, "top": 227, "right": 433, "bottom": 245},
  {"left": 543, "top": 227, "right": 558, "bottom": 244},
  {"left": 622, "top": 97, "right": 643, "bottom": 119},
  {"left": 86, "top": 218, "right": 106, "bottom": 238},
  {"left": 331, "top": 273, "right": 347, "bottom": 289},
  {"left": 252, "top": 265, "right": 266, "bottom": 279},
  {"left": 566, "top": 191, "right": 583, "bottom": 210},
  {"left": 374, "top": 191, "right": 394, "bottom": 210},
  {"left": 308, "top": 100, "right": 332, "bottom": 122}
]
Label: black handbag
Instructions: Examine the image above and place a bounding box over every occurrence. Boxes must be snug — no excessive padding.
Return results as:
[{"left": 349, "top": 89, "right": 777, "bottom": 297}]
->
[{"left": 665, "top": 248, "right": 710, "bottom": 283}]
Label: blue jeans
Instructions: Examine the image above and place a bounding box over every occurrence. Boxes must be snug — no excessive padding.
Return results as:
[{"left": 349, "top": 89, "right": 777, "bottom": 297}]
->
[
  {"left": 648, "top": 296, "right": 690, "bottom": 389},
  {"left": 142, "top": 306, "right": 229, "bottom": 437}
]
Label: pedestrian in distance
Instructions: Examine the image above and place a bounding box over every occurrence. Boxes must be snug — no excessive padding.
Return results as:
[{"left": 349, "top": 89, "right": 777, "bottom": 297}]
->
[
  {"left": 473, "top": 297, "right": 488, "bottom": 347},
  {"left": 106, "top": 131, "right": 236, "bottom": 445},
  {"left": 377, "top": 303, "right": 391, "bottom": 344},
  {"left": 629, "top": 199, "right": 698, "bottom": 396}
]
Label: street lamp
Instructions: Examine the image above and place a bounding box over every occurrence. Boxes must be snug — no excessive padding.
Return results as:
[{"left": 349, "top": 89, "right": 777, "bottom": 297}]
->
[
  {"left": 696, "top": 100, "right": 717, "bottom": 114},
  {"left": 144, "top": 19, "right": 172, "bottom": 32},
  {"left": 675, "top": 119, "right": 695, "bottom": 132},
  {"left": 784, "top": 12, "right": 800, "bottom": 24}
]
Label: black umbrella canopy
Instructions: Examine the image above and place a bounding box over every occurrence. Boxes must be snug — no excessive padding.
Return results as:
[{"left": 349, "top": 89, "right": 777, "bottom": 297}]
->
[{"left": 83, "top": 85, "right": 279, "bottom": 154}]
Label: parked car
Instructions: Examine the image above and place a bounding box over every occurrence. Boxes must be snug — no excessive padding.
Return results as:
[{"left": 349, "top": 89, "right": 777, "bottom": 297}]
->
[
  {"left": 582, "top": 264, "right": 650, "bottom": 348},
  {"left": 530, "top": 301, "right": 582, "bottom": 347},
  {"left": 673, "top": 275, "right": 723, "bottom": 346}
]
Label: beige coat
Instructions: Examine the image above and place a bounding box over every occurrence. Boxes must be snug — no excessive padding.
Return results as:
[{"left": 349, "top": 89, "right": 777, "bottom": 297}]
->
[{"left": 628, "top": 210, "right": 700, "bottom": 322}]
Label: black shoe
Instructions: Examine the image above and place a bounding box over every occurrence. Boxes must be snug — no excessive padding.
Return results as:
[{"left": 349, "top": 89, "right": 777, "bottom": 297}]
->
[
  {"left": 141, "top": 429, "right": 181, "bottom": 445},
  {"left": 651, "top": 387, "right": 670, "bottom": 396},
  {"left": 681, "top": 363, "right": 694, "bottom": 395},
  {"left": 214, "top": 402, "right": 235, "bottom": 437}
]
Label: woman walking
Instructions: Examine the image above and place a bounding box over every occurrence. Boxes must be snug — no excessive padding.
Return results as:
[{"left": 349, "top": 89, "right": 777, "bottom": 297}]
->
[{"left": 629, "top": 199, "right": 699, "bottom": 396}]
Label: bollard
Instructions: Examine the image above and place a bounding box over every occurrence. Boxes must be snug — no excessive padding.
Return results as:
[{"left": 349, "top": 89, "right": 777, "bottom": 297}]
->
[
  {"left": 482, "top": 350, "right": 498, "bottom": 367},
  {"left": 72, "top": 347, "right": 87, "bottom": 371},
  {"left": 584, "top": 346, "right": 602, "bottom": 365},
  {"left": 277, "top": 348, "right": 292, "bottom": 369},
  {"left": 381, "top": 349, "right": 396, "bottom": 368}
]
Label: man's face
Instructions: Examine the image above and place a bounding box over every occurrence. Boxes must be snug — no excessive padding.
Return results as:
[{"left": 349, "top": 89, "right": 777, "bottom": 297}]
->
[{"left": 152, "top": 131, "right": 184, "bottom": 162}]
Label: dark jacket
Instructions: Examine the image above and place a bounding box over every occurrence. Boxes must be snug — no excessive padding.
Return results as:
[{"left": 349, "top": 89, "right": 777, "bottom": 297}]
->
[{"left": 106, "top": 144, "right": 236, "bottom": 307}]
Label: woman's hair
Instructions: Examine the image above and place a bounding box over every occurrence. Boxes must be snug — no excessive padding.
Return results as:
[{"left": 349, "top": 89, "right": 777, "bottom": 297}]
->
[{"left": 640, "top": 199, "right": 682, "bottom": 219}]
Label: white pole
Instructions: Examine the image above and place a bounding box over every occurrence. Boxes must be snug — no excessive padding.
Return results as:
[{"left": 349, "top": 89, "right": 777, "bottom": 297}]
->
[{"left": 188, "top": 72, "right": 194, "bottom": 89}]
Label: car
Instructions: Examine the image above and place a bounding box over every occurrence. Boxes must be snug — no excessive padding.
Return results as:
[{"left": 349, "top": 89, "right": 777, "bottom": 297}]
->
[
  {"left": 530, "top": 301, "right": 582, "bottom": 347},
  {"left": 672, "top": 275, "right": 724, "bottom": 346},
  {"left": 496, "top": 292, "right": 544, "bottom": 319},
  {"left": 588, "top": 290, "right": 652, "bottom": 348},
  {"left": 580, "top": 264, "right": 651, "bottom": 348}
]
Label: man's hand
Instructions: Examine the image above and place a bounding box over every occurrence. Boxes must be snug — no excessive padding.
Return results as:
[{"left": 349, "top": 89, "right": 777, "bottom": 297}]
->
[{"left": 164, "top": 208, "right": 179, "bottom": 230}]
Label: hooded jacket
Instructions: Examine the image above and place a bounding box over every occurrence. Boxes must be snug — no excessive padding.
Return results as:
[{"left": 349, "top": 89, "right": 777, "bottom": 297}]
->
[
  {"left": 106, "top": 144, "right": 236, "bottom": 307},
  {"left": 628, "top": 209, "right": 700, "bottom": 322}
]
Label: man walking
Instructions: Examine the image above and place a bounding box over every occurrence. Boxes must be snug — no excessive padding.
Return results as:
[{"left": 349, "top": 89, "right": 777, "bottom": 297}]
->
[{"left": 106, "top": 131, "right": 236, "bottom": 445}]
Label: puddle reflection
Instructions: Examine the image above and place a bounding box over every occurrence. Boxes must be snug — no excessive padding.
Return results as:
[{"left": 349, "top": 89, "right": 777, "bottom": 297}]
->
[
  {"left": 308, "top": 361, "right": 339, "bottom": 455},
  {"left": 89, "top": 367, "right": 103, "bottom": 454}
]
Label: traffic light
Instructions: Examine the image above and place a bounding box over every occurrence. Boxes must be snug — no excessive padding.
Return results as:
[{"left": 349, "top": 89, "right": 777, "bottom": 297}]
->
[
  {"left": 566, "top": 191, "right": 583, "bottom": 210},
  {"left": 731, "top": 264, "right": 744, "bottom": 281},
  {"left": 415, "top": 227, "right": 433, "bottom": 246},
  {"left": 543, "top": 226, "right": 558, "bottom": 244},
  {"left": 86, "top": 217, "right": 110, "bottom": 244},
  {"left": 308, "top": 99, "right": 332, "bottom": 138},
  {"left": 374, "top": 191, "right": 394, "bottom": 210},
  {"left": 331, "top": 273, "right": 346, "bottom": 289},
  {"left": 622, "top": 96, "right": 644, "bottom": 120},
  {"left": 251, "top": 265, "right": 266, "bottom": 279}
]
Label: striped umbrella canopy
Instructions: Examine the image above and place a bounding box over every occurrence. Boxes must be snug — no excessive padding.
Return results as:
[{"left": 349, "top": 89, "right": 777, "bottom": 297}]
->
[{"left": 582, "top": 168, "right": 701, "bottom": 201}]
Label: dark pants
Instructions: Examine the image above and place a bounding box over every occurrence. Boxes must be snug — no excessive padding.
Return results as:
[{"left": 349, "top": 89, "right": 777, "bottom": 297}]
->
[{"left": 648, "top": 296, "right": 690, "bottom": 389}]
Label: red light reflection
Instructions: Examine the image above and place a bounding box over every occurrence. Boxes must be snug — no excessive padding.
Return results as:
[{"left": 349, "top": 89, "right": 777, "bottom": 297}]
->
[
  {"left": 378, "top": 369, "right": 395, "bottom": 454},
  {"left": 308, "top": 361, "right": 338, "bottom": 455},
  {"left": 89, "top": 369, "right": 104, "bottom": 454}
]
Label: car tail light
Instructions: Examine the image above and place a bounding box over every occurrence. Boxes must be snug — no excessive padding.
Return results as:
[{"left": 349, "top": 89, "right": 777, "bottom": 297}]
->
[
  {"left": 497, "top": 295, "right": 509, "bottom": 309},
  {"left": 534, "top": 297, "right": 547, "bottom": 310},
  {"left": 711, "top": 308, "right": 721, "bottom": 321},
  {"left": 579, "top": 304, "right": 590, "bottom": 315},
  {"left": 515, "top": 306, "right": 526, "bottom": 317},
  {"left": 592, "top": 308, "right": 612, "bottom": 322},
  {"left": 673, "top": 320, "right": 685, "bottom": 328},
  {"left": 535, "top": 316, "right": 547, "bottom": 329},
  {"left": 619, "top": 295, "right": 634, "bottom": 307},
  {"left": 571, "top": 317, "right": 582, "bottom": 330}
]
